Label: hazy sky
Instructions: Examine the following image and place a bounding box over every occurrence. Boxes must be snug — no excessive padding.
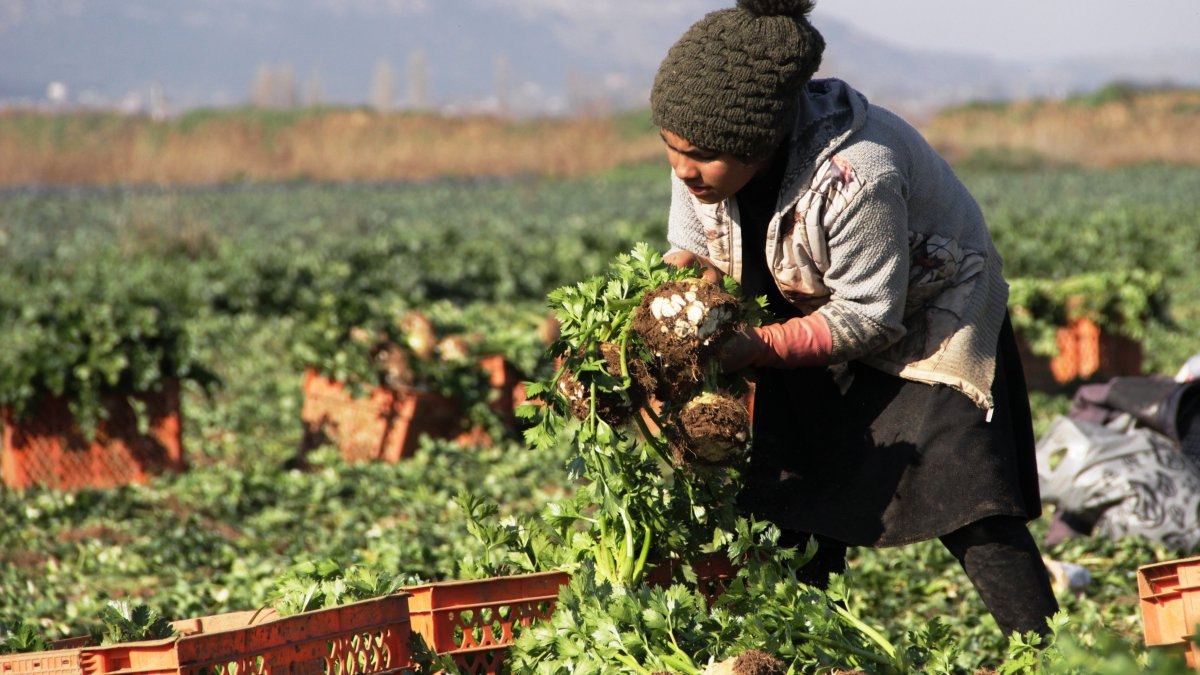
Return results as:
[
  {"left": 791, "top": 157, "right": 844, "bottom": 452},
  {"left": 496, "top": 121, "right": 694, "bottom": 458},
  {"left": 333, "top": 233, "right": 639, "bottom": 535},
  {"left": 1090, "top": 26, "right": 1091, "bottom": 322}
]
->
[
  {"left": 3, "top": 0, "right": 1198, "bottom": 110},
  {"left": 4, "top": 1, "right": 1197, "bottom": 62},
  {"left": 812, "top": 0, "right": 1200, "bottom": 61}
]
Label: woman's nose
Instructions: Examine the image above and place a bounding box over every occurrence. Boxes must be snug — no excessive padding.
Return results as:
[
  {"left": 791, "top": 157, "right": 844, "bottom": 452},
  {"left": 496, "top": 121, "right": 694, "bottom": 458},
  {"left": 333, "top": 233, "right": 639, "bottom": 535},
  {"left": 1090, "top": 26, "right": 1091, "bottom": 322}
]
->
[{"left": 672, "top": 156, "right": 699, "bottom": 181}]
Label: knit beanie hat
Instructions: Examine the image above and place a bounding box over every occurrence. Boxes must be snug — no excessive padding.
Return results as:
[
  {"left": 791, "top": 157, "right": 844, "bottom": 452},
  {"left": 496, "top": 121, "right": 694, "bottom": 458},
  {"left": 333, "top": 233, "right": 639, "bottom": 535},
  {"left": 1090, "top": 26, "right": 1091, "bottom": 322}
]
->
[{"left": 651, "top": 0, "right": 825, "bottom": 161}]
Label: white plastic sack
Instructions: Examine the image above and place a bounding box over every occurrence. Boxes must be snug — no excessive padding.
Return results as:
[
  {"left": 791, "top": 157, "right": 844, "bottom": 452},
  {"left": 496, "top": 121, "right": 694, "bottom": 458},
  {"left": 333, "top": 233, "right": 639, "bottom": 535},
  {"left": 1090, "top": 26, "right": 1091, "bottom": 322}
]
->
[{"left": 1037, "top": 415, "right": 1200, "bottom": 551}]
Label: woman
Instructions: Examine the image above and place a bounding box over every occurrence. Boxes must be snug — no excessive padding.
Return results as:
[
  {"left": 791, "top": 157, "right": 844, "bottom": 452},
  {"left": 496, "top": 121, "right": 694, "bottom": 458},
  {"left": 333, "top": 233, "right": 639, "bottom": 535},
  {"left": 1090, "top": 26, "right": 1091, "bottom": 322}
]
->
[{"left": 654, "top": 0, "right": 1059, "bottom": 638}]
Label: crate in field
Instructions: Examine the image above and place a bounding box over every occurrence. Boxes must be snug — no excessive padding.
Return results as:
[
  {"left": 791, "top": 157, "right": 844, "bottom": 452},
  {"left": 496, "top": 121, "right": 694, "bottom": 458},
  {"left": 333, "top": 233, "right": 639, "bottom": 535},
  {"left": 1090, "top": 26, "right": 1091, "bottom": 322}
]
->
[
  {"left": 166, "top": 607, "right": 279, "bottom": 635},
  {"left": 1017, "top": 318, "right": 1144, "bottom": 391},
  {"left": 86, "top": 595, "right": 413, "bottom": 675},
  {"left": 452, "top": 355, "right": 527, "bottom": 448},
  {"left": 0, "top": 644, "right": 82, "bottom": 675},
  {"left": 1050, "top": 317, "right": 1143, "bottom": 384},
  {"left": 477, "top": 354, "right": 523, "bottom": 432},
  {"left": 300, "top": 368, "right": 461, "bottom": 462},
  {"left": 0, "top": 381, "right": 185, "bottom": 491},
  {"left": 404, "top": 571, "right": 569, "bottom": 675},
  {"left": 644, "top": 552, "right": 741, "bottom": 605},
  {"left": 1137, "top": 555, "right": 1200, "bottom": 668},
  {"left": 301, "top": 356, "right": 525, "bottom": 461},
  {"left": 0, "top": 595, "right": 414, "bottom": 675}
]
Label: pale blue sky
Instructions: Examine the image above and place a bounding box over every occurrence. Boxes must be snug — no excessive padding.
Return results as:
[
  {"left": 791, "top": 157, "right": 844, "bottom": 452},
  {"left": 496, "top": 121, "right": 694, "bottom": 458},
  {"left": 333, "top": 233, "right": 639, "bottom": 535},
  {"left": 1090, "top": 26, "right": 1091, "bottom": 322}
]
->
[
  {"left": 2, "top": 1, "right": 1197, "bottom": 110},
  {"left": 812, "top": 0, "right": 1200, "bottom": 61}
]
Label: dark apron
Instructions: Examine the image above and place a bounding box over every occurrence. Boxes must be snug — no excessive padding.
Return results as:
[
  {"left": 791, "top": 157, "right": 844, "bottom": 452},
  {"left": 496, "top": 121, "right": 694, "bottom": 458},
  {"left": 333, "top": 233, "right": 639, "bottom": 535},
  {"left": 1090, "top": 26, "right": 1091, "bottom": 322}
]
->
[{"left": 737, "top": 316, "right": 1042, "bottom": 547}]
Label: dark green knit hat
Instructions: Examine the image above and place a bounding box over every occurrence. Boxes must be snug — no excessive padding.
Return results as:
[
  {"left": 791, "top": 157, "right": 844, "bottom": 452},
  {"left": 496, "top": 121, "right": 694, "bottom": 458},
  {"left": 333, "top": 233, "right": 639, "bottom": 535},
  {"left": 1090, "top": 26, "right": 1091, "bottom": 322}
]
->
[{"left": 651, "top": 0, "right": 825, "bottom": 160}]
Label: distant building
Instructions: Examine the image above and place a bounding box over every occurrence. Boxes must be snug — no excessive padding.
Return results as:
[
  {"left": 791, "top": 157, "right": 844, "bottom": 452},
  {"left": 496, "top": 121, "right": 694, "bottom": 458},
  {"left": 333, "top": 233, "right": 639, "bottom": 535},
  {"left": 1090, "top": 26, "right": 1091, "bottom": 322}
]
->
[{"left": 46, "top": 81, "right": 68, "bottom": 106}]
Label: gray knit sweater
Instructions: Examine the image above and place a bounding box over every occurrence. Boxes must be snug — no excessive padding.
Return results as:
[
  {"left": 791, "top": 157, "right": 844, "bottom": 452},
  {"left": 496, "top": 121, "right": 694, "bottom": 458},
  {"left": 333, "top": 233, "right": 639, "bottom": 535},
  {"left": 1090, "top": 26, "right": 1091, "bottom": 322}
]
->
[{"left": 667, "top": 79, "right": 1009, "bottom": 409}]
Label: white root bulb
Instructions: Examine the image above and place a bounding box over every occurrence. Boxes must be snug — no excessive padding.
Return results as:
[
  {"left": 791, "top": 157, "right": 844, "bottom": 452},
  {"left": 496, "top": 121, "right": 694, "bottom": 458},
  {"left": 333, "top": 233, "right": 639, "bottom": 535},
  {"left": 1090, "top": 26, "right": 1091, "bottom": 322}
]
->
[
  {"left": 558, "top": 377, "right": 585, "bottom": 401},
  {"left": 650, "top": 293, "right": 732, "bottom": 343}
]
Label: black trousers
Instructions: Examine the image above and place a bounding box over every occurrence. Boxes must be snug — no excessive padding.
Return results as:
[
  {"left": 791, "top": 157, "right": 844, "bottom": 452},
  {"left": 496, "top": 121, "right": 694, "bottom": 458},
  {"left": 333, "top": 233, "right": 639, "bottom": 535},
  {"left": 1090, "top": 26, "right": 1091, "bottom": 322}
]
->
[{"left": 781, "top": 515, "right": 1060, "bottom": 638}]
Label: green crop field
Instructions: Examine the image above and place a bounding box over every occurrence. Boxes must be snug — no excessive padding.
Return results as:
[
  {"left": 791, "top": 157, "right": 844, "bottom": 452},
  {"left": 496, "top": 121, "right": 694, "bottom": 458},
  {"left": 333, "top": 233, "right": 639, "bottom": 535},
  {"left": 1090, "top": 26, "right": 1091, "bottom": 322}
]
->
[{"left": 1, "top": 162, "right": 1199, "bottom": 672}]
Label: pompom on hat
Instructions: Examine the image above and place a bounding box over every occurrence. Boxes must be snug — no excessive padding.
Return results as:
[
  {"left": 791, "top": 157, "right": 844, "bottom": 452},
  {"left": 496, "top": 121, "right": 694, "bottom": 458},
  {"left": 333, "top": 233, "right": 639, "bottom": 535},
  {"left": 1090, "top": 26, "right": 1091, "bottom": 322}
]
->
[{"left": 651, "top": 0, "right": 825, "bottom": 161}]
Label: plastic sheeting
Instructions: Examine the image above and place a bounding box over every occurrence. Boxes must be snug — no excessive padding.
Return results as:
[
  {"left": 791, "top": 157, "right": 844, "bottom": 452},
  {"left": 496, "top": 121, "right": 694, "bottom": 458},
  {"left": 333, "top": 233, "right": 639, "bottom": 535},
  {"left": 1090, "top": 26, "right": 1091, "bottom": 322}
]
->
[{"left": 1037, "top": 415, "right": 1200, "bottom": 551}]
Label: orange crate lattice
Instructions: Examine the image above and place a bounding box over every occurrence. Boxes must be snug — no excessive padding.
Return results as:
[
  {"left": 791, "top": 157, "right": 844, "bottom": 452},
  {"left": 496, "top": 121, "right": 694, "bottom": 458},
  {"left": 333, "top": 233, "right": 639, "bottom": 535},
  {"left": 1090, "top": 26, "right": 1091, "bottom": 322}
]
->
[
  {"left": 2, "top": 595, "right": 413, "bottom": 675},
  {"left": 1138, "top": 556, "right": 1200, "bottom": 668},
  {"left": 84, "top": 595, "right": 412, "bottom": 675},
  {"left": 405, "top": 571, "right": 568, "bottom": 675},
  {"left": 0, "top": 647, "right": 82, "bottom": 675},
  {"left": 1050, "top": 317, "right": 1143, "bottom": 384},
  {"left": 300, "top": 369, "right": 461, "bottom": 463},
  {"left": 1, "top": 381, "right": 184, "bottom": 491}
]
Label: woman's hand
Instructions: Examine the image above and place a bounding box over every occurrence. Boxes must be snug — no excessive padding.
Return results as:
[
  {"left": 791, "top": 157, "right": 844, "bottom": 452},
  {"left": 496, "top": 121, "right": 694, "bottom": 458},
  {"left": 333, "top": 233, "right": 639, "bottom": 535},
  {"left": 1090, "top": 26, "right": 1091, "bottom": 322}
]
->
[
  {"left": 663, "top": 250, "right": 724, "bottom": 284},
  {"left": 718, "top": 326, "right": 770, "bottom": 373},
  {"left": 719, "top": 314, "right": 833, "bottom": 372}
]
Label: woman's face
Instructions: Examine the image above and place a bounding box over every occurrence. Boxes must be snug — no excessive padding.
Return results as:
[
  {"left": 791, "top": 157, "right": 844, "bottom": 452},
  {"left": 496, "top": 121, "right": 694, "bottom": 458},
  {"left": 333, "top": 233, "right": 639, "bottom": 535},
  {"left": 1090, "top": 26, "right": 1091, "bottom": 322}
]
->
[{"left": 660, "top": 129, "right": 766, "bottom": 204}]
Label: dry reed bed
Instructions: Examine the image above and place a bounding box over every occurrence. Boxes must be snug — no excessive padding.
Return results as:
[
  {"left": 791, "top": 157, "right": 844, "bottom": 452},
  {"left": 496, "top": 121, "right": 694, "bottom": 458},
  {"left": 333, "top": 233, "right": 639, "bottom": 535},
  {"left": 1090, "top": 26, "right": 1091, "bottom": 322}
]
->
[
  {"left": 0, "top": 110, "right": 664, "bottom": 187},
  {"left": 2, "top": 89, "right": 1198, "bottom": 187},
  {"left": 924, "top": 90, "right": 1200, "bottom": 167}
]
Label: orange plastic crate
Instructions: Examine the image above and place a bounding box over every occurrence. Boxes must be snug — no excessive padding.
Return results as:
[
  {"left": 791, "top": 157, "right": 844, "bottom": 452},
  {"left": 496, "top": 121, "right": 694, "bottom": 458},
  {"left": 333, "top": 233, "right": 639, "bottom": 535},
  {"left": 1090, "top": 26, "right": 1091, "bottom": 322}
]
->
[
  {"left": 644, "top": 552, "right": 740, "bottom": 605},
  {"left": 0, "top": 646, "right": 82, "bottom": 675},
  {"left": 477, "top": 355, "right": 522, "bottom": 431},
  {"left": 1050, "top": 317, "right": 1143, "bottom": 384},
  {"left": 1138, "top": 556, "right": 1200, "bottom": 668},
  {"left": 404, "top": 571, "right": 568, "bottom": 675},
  {"left": 90, "top": 594, "right": 412, "bottom": 675},
  {"left": 167, "top": 607, "right": 279, "bottom": 636},
  {"left": 300, "top": 369, "right": 461, "bottom": 463},
  {"left": 1, "top": 596, "right": 413, "bottom": 675},
  {"left": 453, "top": 356, "right": 526, "bottom": 449},
  {"left": 1, "top": 381, "right": 185, "bottom": 491}
]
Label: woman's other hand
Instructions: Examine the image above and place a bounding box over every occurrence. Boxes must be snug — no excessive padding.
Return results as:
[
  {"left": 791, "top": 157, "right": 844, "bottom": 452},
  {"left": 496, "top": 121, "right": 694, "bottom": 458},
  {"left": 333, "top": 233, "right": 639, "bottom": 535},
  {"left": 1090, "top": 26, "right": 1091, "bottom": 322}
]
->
[
  {"left": 663, "top": 250, "right": 724, "bottom": 284},
  {"left": 718, "top": 326, "right": 770, "bottom": 372}
]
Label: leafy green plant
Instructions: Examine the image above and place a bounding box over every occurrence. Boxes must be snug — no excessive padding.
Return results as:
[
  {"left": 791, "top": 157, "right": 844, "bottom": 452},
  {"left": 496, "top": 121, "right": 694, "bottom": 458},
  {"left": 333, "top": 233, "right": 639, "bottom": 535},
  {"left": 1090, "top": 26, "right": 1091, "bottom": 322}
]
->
[
  {"left": 268, "top": 559, "right": 417, "bottom": 616},
  {"left": 516, "top": 244, "right": 762, "bottom": 588},
  {"left": 510, "top": 520, "right": 941, "bottom": 674},
  {"left": 491, "top": 246, "right": 957, "bottom": 671},
  {"left": 95, "top": 600, "right": 176, "bottom": 645},
  {"left": 454, "top": 491, "right": 558, "bottom": 578},
  {"left": 289, "top": 287, "right": 507, "bottom": 436},
  {"left": 1009, "top": 268, "right": 1169, "bottom": 356},
  {"left": 0, "top": 259, "right": 217, "bottom": 436},
  {"left": 996, "top": 613, "right": 1197, "bottom": 675},
  {"left": 0, "top": 620, "right": 51, "bottom": 654}
]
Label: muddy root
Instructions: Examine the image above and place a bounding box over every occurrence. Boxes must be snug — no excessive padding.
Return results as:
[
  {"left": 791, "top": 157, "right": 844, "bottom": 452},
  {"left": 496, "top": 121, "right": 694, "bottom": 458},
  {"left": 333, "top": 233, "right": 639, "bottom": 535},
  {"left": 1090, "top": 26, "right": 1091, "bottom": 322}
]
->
[
  {"left": 667, "top": 392, "right": 750, "bottom": 466},
  {"left": 631, "top": 278, "right": 741, "bottom": 402}
]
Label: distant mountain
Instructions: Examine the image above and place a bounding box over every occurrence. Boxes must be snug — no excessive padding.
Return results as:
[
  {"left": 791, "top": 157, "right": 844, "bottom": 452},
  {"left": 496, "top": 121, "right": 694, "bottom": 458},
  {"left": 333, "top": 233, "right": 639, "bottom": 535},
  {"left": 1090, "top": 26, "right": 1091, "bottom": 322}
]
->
[
  {"left": 816, "top": 20, "right": 1200, "bottom": 119},
  {"left": 3, "top": 1, "right": 1198, "bottom": 117}
]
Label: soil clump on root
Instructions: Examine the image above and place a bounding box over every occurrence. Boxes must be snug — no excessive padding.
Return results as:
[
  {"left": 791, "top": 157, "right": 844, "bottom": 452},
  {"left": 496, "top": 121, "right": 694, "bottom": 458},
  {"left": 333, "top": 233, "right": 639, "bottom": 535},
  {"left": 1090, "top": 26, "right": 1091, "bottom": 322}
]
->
[
  {"left": 703, "top": 649, "right": 786, "bottom": 675},
  {"left": 631, "top": 278, "right": 741, "bottom": 401},
  {"left": 558, "top": 341, "right": 654, "bottom": 426},
  {"left": 668, "top": 392, "right": 750, "bottom": 466}
]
